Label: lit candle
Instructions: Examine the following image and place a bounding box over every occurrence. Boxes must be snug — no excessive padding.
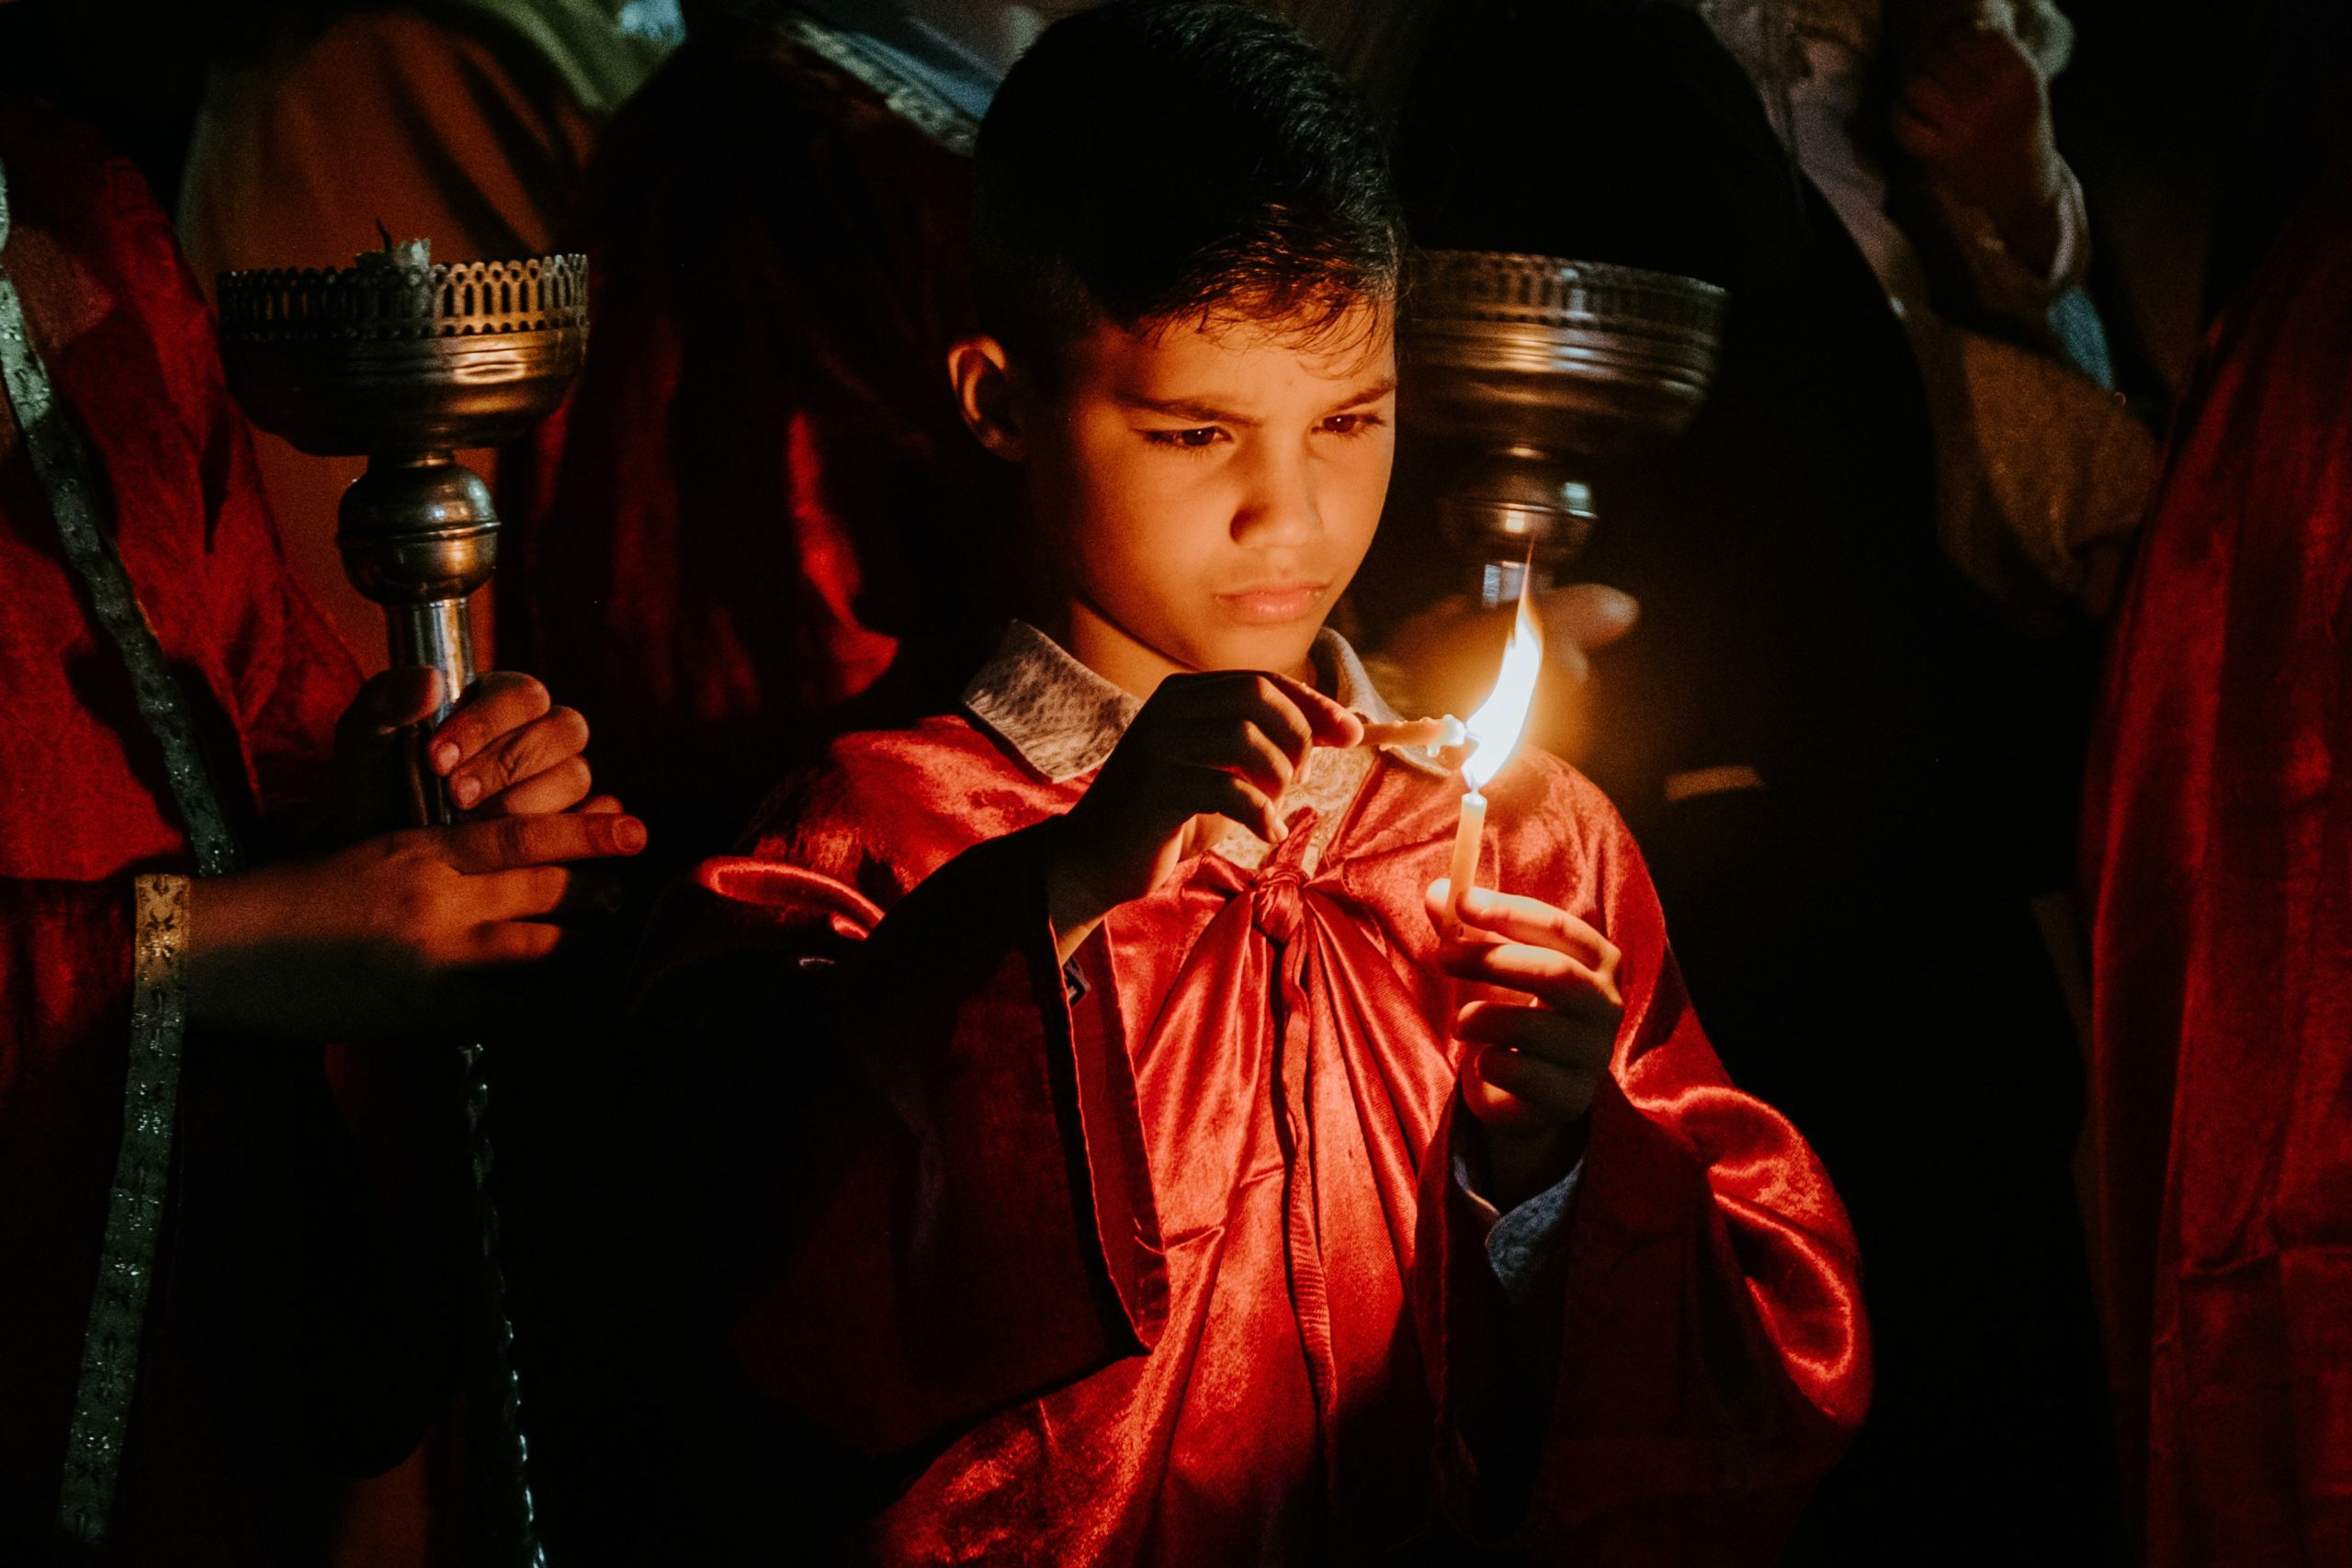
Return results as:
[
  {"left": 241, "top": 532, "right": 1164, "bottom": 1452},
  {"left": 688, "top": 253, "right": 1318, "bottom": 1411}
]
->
[{"left": 1446, "top": 578, "right": 1544, "bottom": 926}]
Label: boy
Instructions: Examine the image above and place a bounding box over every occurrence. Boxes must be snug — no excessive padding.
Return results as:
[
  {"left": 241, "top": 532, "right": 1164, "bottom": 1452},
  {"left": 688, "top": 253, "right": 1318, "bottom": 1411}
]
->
[{"left": 641, "top": 4, "right": 1866, "bottom": 1560}]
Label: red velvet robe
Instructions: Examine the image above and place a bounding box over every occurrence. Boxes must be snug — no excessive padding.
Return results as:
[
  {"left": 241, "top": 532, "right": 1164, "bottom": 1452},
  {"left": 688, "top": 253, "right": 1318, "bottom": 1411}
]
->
[
  {"left": 643, "top": 713, "right": 1870, "bottom": 1562},
  {"left": 2083, "top": 159, "right": 2352, "bottom": 1565},
  {"left": 0, "top": 101, "right": 445, "bottom": 1560}
]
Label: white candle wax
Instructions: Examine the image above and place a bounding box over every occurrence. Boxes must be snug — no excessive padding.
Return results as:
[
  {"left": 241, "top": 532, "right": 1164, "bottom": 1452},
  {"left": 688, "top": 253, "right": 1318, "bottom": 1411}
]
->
[{"left": 1447, "top": 789, "right": 1487, "bottom": 927}]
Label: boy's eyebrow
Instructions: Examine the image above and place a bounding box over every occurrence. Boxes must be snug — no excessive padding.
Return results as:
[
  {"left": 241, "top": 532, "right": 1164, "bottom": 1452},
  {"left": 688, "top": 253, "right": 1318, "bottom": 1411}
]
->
[
  {"left": 1118, "top": 391, "right": 1264, "bottom": 426},
  {"left": 1118, "top": 376, "right": 1399, "bottom": 425},
  {"left": 1324, "top": 376, "right": 1398, "bottom": 412}
]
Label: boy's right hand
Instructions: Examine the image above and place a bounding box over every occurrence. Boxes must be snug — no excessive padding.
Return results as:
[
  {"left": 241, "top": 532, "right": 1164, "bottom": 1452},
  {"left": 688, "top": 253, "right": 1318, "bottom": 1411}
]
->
[
  {"left": 1046, "top": 671, "right": 1362, "bottom": 958},
  {"left": 185, "top": 807, "right": 646, "bottom": 1039}
]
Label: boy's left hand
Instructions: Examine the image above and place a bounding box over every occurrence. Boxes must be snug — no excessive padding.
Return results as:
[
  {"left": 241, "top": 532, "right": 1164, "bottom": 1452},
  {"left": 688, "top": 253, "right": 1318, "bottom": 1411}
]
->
[
  {"left": 1427, "top": 880, "right": 1623, "bottom": 1204},
  {"left": 334, "top": 668, "right": 596, "bottom": 834}
]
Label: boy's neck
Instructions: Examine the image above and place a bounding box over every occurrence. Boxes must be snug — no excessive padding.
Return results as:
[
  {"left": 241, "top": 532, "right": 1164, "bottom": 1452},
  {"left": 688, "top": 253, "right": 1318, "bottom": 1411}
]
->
[{"left": 1062, "top": 600, "right": 1320, "bottom": 702}]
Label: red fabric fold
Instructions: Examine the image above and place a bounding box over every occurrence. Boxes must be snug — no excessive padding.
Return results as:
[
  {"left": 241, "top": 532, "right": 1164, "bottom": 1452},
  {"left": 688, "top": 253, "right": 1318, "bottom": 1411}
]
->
[
  {"left": 647, "top": 711, "right": 1870, "bottom": 1562},
  {"left": 2083, "top": 162, "right": 2352, "bottom": 1565}
]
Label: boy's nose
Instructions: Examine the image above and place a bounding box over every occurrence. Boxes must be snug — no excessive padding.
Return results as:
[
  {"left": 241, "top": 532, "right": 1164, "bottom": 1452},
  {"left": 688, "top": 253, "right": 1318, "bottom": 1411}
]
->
[{"left": 1229, "top": 449, "right": 1323, "bottom": 548}]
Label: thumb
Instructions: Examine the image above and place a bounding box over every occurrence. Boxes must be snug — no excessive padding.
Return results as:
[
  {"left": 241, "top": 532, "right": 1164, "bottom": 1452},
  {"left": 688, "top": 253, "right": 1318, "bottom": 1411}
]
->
[
  {"left": 337, "top": 667, "right": 445, "bottom": 760},
  {"left": 1540, "top": 584, "right": 1639, "bottom": 684}
]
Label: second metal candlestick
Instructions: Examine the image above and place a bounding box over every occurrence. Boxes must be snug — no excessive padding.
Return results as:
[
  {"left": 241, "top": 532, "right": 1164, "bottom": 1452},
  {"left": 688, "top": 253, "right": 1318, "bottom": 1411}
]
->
[{"left": 1400, "top": 251, "right": 1727, "bottom": 607}]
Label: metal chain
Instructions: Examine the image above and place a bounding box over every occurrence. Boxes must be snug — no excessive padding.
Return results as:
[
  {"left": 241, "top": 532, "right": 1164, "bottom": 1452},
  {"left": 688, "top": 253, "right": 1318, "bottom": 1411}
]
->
[{"left": 461, "top": 1033, "right": 548, "bottom": 1567}]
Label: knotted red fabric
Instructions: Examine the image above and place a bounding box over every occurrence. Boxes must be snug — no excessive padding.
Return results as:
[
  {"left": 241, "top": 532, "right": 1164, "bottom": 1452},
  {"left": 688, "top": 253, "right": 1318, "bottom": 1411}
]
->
[
  {"left": 2083, "top": 160, "right": 2352, "bottom": 1565},
  {"left": 641, "top": 713, "right": 1871, "bottom": 1562}
]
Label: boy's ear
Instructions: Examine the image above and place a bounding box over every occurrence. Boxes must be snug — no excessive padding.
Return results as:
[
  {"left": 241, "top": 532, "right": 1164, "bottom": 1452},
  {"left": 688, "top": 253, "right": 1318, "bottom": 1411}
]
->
[{"left": 947, "top": 335, "right": 1026, "bottom": 462}]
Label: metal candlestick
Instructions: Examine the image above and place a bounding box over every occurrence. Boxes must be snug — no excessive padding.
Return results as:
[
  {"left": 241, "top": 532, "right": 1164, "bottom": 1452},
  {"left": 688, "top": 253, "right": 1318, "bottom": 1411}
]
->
[
  {"left": 217, "top": 248, "right": 587, "bottom": 817},
  {"left": 217, "top": 247, "right": 588, "bottom": 1567},
  {"left": 1400, "top": 251, "right": 1727, "bottom": 606}
]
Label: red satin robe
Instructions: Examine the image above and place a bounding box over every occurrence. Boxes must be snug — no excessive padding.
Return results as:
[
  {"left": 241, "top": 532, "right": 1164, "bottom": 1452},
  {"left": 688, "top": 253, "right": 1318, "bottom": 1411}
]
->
[
  {"left": 0, "top": 100, "right": 443, "bottom": 1560},
  {"left": 643, "top": 714, "right": 1870, "bottom": 1562},
  {"left": 2083, "top": 160, "right": 2352, "bottom": 1565}
]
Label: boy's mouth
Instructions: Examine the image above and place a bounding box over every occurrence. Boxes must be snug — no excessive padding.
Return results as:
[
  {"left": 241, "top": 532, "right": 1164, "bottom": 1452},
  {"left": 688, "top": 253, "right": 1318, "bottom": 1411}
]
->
[{"left": 1216, "top": 581, "right": 1329, "bottom": 626}]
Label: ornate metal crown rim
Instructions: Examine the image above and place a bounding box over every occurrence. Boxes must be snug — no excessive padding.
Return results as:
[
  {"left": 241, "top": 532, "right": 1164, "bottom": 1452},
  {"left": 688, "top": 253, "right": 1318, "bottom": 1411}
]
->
[
  {"left": 216, "top": 254, "right": 589, "bottom": 344},
  {"left": 1407, "top": 250, "right": 1728, "bottom": 337}
]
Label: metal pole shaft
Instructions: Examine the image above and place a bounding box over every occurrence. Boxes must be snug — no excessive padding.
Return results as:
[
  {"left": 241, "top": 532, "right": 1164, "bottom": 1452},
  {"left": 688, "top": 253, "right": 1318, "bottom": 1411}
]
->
[
  {"left": 383, "top": 593, "right": 545, "bottom": 1568},
  {"left": 388, "top": 597, "right": 474, "bottom": 826}
]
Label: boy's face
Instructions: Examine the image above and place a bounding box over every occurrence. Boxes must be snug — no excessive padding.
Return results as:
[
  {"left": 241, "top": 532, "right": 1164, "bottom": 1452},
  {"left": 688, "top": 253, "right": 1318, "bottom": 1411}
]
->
[{"left": 974, "top": 303, "right": 1396, "bottom": 692}]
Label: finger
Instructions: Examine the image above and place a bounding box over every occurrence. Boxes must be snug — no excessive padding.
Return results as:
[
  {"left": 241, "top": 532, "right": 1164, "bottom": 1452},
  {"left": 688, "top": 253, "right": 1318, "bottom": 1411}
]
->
[
  {"left": 1184, "top": 673, "right": 1316, "bottom": 761},
  {"left": 1439, "top": 939, "right": 1622, "bottom": 1020},
  {"left": 472, "top": 863, "right": 625, "bottom": 923},
  {"left": 1455, "top": 999, "right": 1614, "bottom": 1072},
  {"left": 1242, "top": 678, "right": 1319, "bottom": 769},
  {"left": 1457, "top": 884, "right": 1622, "bottom": 970},
  {"left": 336, "top": 667, "right": 444, "bottom": 789},
  {"left": 448, "top": 707, "right": 592, "bottom": 810},
  {"left": 1195, "top": 769, "right": 1288, "bottom": 846},
  {"left": 465, "top": 920, "right": 568, "bottom": 966},
  {"left": 577, "top": 795, "right": 624, "bottom": 816},
  {"left": 429, "top": 671, "right": 552, "bottom": 776},
  {"left": 1425, "top": 881, "right": 1623, "bottom": 977},
  {"left": 466, "top": 756, "right": 594, "bottom": 819},
  {"left": 1471, "top": 1043, "right": 1601, "bottom": 1125},
  {"left": 1539, "top": 582, "right": 1639, "bottom": 655},
  {"left": 337, "top": 667, "right": 444, "bottom": 754},
  {"left": 1257, "top": 671, "right": 1364, "bottom": 749},
  {"left": 440, "top": 809, "right": 648, "bottom": 874},
  {"left": 1192, "top": 716, "right": 1296, "bottom": 801}
]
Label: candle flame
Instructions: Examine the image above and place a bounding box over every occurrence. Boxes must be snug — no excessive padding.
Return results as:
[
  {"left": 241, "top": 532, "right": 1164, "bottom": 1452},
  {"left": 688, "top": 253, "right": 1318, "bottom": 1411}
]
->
[{"left": 1461, "top": 580, "right": 1544, "bottom": 793}]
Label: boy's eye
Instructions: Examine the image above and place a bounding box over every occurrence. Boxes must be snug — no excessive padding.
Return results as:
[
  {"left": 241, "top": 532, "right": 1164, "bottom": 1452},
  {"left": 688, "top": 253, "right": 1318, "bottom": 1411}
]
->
[
  {"left": 1320, "top": 412, "right": 1385, "bottom": 437},
  {"left": 1143, "top": 426, "right": 1227, "bottom": 450}
]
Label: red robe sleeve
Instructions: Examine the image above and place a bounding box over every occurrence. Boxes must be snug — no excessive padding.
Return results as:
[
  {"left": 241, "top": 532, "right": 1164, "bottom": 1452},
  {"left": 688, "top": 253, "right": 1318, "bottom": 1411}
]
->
[
  {"left": 104, "top": 144, "right": 361, "bottom": 824},
  {"left": 1417, "top": 782, "right": 1870, "bottom": 1558},
  {"left": 639, "top": 813, "right": 1167, "bottom": 1459}
]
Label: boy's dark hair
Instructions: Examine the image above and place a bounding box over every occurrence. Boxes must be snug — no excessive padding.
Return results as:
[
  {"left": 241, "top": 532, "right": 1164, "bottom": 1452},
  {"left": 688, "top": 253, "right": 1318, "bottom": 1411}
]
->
[{"left": 973, "top": 0, "right": 1404, "bottom": 357}]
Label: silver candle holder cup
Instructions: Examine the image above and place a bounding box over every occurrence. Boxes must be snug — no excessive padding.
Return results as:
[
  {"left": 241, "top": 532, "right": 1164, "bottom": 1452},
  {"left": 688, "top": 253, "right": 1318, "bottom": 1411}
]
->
[
  {"left": 1401, "top": 251, "right": 1728, "bottom": 606},
  {"left": 218, "top": 249, "right": 589, "bottom": 820}
]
